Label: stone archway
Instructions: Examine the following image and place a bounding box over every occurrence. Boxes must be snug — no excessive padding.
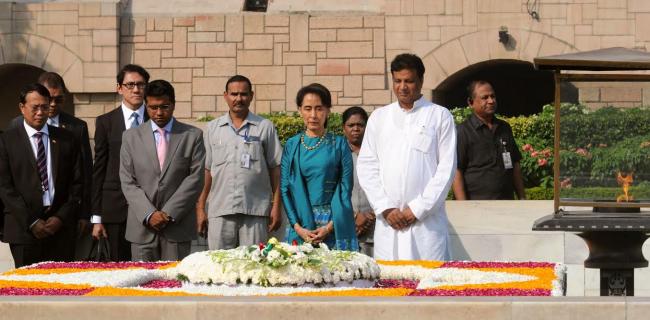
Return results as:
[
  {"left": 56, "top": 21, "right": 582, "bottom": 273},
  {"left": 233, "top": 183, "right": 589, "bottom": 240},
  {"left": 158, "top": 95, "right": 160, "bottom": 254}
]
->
[
  {"left": 418, "top": 29, "right": 580, "bottom": 115},
  {"left": 0, "top": 33, "right": 84, "bottom": 93},
  {"left": 0, "top": 33, "right": 85, "bottom": 127},
  {"left": 420, "top": 29, "right": 579, "bottom": 92},
  {"left": 432, "top": 59, "right": 559, "bottom": 116},
  {"left": 0, "top": 63, "right": 45, "bottom": 128},
  {"left": 431, "top": 59, "right": 581, "bottom": 116}
]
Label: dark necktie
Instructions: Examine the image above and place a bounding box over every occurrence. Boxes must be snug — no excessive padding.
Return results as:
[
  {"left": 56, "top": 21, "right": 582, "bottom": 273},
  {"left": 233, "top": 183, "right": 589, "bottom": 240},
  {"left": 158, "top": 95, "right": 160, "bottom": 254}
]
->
[{"left": 34, "top": 132, "right": 49, "bottom": 192}]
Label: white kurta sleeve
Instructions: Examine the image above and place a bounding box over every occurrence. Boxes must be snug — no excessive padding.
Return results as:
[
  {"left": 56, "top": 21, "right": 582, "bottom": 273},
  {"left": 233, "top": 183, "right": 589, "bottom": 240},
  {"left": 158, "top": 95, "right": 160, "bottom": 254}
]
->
[
  {"left": 408, "top": 110, "right": 457, "bottom": 220},
  {"left": 357, "top": 111, "right": 398, "bottom": 218}
]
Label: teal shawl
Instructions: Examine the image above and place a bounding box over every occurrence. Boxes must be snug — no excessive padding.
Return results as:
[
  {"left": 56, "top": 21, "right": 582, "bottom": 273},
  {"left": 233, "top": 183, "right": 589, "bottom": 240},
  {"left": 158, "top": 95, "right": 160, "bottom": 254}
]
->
[{"left": 280, "top": 132, "right": 358, "bottom": 251}]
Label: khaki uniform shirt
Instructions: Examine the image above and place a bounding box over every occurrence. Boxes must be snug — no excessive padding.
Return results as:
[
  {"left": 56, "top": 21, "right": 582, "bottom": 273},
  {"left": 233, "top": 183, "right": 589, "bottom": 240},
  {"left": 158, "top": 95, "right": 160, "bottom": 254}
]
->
[{"left": 204, "top": 112, "right": 282, "bottom": 217}]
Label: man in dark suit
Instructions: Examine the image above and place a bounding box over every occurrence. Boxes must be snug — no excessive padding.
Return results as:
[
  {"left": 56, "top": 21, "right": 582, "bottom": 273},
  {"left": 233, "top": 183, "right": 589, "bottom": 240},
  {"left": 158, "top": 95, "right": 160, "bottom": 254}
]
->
[
  {"left": 7, "top": 72, "right": 93, "bottom": 252},
  {"left": 91, "top": 64, "right": 150, "bottom": 261},
  {"left": 0, "top": 83, "right": 82, "bottom": 267},
  {"left": 120, "top": 80, "right": 205, "bottom": 261}
]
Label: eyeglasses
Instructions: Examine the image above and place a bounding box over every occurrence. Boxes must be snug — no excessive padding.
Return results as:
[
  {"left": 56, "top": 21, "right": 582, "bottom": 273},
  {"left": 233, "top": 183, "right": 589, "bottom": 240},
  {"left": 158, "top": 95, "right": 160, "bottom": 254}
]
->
[
  {"left": 147, "top": 104, "right": 173, "bottom": 111},
  {"left": 121, "top": 82, "right": 147, "bottom": 90}
]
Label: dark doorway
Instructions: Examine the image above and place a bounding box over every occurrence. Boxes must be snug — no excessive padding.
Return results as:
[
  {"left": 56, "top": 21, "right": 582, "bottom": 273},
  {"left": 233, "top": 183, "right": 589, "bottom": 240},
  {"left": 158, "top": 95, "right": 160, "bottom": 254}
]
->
[
  {"left": 0, "top": 63, "right": 75, "bottom": 129},
  {"left": 432, "top": 59, "right": 577, "bottom": 117}
]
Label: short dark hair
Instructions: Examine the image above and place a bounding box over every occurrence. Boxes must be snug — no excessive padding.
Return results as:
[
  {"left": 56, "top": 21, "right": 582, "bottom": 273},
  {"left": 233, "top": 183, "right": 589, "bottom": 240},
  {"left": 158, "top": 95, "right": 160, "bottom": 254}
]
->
[
  {"left": 20, "top": 83, "right": 51, "bottom": 104},
  {"left": 117, "top": 64, "right": 150, "bottom": 84},
  {"left": 342, "top": 106, "right": 368, "bottom": 124},
  {"left": 37, "top": 72, "right": 67, "bottom": 93},
  {"left": 296, "top": 83, "right": 332, "bottom": 108},
  {"left": 145, "top": 80, "right": 175, "bottom": 103},
  {"left": 390, "top": 53, "right": 425, "bottom": 81},
  {"left": 466, "top": 80, "right": 493, "bottom": 102},
  {"left": 225, "top": 75, "right": 253, "bottom": 92}
]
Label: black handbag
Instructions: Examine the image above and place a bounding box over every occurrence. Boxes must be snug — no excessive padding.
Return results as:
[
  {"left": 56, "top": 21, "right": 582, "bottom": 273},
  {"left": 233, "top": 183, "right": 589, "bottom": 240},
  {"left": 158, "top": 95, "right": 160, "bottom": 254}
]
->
[{"left": 90, "top": 237, "right": 112, "bottom": 262}]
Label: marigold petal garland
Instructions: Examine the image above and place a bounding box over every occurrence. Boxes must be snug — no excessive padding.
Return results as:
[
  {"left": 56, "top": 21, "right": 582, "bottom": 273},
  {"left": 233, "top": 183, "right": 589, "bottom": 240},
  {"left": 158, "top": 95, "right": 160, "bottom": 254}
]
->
[
  {"left": 0, "top": 287, "right": 93, "bottom": 296},
  {"left": 0, "top": 244, "right": 566, "bottom": 297}
]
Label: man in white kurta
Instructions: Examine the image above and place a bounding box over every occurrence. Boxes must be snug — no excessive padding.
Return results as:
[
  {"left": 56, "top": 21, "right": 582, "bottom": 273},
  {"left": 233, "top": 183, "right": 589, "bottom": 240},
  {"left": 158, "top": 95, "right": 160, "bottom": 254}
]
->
[{"left": 357, "top": 53, "right": 456, "bottom": 261}]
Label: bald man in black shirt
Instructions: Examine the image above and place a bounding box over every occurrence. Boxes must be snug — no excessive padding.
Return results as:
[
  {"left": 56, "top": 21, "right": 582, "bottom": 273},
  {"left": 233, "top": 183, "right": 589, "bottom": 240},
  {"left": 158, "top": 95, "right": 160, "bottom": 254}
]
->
[{"left": 452, "top": 80, "right": 526, "bottom": 200}]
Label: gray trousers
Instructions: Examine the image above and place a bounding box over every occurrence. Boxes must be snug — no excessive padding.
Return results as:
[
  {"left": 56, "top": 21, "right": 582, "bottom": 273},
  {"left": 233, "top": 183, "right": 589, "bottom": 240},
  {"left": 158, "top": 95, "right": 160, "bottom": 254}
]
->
[
  {"left": 208, "top": 214, "right": 268, "bottom": 250},
  {"left": 131, "top": 234, "right": 191, "bottom": 261}
]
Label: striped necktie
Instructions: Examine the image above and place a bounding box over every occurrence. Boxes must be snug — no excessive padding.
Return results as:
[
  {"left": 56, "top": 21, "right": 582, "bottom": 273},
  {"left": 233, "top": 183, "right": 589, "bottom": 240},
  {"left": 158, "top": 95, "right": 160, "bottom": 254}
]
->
[
  {"left": 129, "top": 113, "right": 140, "bottom": 129},
  {"left": 34, "top": 132, "right": 49, "bottom": 192}
]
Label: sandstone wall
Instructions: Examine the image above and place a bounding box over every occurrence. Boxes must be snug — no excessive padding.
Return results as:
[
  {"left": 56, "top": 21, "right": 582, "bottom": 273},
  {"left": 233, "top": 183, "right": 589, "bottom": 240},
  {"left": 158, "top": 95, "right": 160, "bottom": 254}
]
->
[{"left": 2, "top": 0, "right": 650, "bottom": 128}]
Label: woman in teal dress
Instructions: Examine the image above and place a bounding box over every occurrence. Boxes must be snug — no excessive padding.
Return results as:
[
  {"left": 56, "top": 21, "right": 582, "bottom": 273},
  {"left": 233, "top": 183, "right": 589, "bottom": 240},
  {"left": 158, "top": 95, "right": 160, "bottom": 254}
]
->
[{"left": 280, "top": 83, "right": 358, "bottom": 251}]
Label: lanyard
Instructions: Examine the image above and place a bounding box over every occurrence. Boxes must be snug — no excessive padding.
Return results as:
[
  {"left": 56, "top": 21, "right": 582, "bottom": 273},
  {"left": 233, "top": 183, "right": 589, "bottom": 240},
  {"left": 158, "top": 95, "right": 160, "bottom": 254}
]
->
[
  {"left": 231, "top": 123, "right": 250, "bottom": 143},
  {"left": 499, "top": 138, "right": 508, "bottom": 152}
]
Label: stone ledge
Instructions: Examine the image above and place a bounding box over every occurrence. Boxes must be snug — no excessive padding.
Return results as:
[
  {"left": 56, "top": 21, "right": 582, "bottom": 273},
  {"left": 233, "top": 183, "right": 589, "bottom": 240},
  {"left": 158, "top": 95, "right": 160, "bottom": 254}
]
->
[{"left": 0, "top": 297, "right": 646, "bottom": 320}]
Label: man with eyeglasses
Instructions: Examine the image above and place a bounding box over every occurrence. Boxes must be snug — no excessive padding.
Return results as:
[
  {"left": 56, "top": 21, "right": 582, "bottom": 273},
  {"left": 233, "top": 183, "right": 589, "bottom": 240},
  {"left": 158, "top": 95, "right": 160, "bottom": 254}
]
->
[
  {"left": 0, "top": 83, "right": 82, "bottom": 267},
  {"left": 120, "top": 80, "right": 205, "bottom": 261},
  {"left": 7, "top": 72, "right": 93, "bottom": 259},
  {"left": 91, "top": 64, "right": 150, "bottom": 261}
]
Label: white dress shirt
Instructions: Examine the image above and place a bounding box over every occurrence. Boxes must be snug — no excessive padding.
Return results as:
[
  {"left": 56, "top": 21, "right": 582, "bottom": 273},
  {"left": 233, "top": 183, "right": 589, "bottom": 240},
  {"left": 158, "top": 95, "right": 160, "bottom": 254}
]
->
[
  {"left": 90, "top": 102, "right": 145, "bottom": 224},
  {"left": 24, "top": 121, "right": 55, "bottom": 206},
  {"left": 357, "top": 96, "right": 457, "bottom": 261},
  {"left": 47, "top": 114, "right": 60, "bottom": 127},
  {"left": 121, "top": 102, "right": 145, "bottom": 129}
]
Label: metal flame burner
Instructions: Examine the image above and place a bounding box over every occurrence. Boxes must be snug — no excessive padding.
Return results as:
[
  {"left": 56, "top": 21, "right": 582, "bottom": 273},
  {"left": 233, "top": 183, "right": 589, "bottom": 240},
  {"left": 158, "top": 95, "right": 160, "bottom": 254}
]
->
[
  {"left": 533, "top": 212, "right": 650, "bottom": 296},
  {"left": 532, "top": 47, "right": 650, "bottom": 296},
  {"left": 593, "top": 200, "right": 641, "bottom": 214}
]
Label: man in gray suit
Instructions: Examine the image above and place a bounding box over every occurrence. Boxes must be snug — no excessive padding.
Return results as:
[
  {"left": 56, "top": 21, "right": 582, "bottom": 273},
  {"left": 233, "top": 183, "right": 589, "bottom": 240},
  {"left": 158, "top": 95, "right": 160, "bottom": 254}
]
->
[{"left": 119, "top": 80, "right": 205, "bottom": 261}]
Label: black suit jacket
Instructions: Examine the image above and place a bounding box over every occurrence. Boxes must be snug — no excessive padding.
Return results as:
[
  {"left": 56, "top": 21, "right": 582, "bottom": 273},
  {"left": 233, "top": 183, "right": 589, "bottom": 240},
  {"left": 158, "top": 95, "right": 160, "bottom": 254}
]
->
[
  {"left": 92, "top": 106, "right": 148, "bottom": 224},
  {"left": 8, "top": 112, "right": 92, "bottom": 218},
  {"left": 0, "top": 125, "right": 82, "bottom": 244}
]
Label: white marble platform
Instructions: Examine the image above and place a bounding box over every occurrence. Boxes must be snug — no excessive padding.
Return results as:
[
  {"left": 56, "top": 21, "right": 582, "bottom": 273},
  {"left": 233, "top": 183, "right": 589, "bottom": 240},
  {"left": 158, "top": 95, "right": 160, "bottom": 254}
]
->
[{"left": 2, "top": 200, "right": 650, "bottom": 296}]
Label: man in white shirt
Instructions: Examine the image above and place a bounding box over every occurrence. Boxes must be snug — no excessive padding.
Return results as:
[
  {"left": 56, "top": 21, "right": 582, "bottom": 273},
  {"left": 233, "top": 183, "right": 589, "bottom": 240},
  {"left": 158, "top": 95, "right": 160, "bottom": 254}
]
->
[
  {"left": 91, "top": 64, "right": 150, "bottom": 261},
  {"left": 357, "top": 53, "right": 457, "bottom": 261}
]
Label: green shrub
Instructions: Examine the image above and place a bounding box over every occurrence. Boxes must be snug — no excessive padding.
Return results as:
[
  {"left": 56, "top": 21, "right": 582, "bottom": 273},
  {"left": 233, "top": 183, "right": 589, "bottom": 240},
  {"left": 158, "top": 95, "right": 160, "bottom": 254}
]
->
[
  {"left": 450, "top": 106, "right": 473, "bottom": 124},
  {"left": 525, "top": 187, "right": 554, "bottom": 200},
  {"left": 560, "top": 106, "right": 650, "bottom": 149},
  {"left": 518, "top": 142, "right": 553, "bottom": 188},
  {"left": 196, "top": 115, "right": 215, "bottom": 122},
  {"left": 590, "top": 134, "right": 650, "bottom": 183},
  {"left": 525, "top": 186, "right": 650, "bottom": 200},
  {"left": 558, "top": 148, "right": 593, "bottom": 186},
  {"left": 560, "top": 185, "right": 650, "bottom": 199},
  {"left": 259, "top": 112, "right": 343, "bottom": 144}
]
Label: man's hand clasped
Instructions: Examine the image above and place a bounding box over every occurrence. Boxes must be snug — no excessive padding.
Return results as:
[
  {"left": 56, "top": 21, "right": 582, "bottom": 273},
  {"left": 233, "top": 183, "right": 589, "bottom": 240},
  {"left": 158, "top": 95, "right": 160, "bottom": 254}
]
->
[
  {"left": 382, "top": 207, "right": 417, "bottom": 231},
  {"left": 148, "top": 211, "right": 171, "bottom": 231},
  {"left": 355, "top": 211, "right": 375, "bottom": 236},
  {"left": 31, "top": 216, "right": 64, "bottom": 239}
]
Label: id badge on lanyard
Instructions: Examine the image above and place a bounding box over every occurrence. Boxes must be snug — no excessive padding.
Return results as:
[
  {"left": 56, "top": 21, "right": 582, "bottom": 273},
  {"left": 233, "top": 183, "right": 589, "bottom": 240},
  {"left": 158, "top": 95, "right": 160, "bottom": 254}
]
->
[
  {"left": 233, "top": 124, "right": 252, "bottom": 169},
  {"left": 500, "top": 139, "right": 513, "bottom": 169}
]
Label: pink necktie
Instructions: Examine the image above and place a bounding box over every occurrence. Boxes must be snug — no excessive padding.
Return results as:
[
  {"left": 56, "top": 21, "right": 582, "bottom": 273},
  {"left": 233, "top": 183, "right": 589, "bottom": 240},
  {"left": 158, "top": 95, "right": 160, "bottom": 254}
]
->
[{"left": 157, "top": 128, "right": 167, "bottom": 170}]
